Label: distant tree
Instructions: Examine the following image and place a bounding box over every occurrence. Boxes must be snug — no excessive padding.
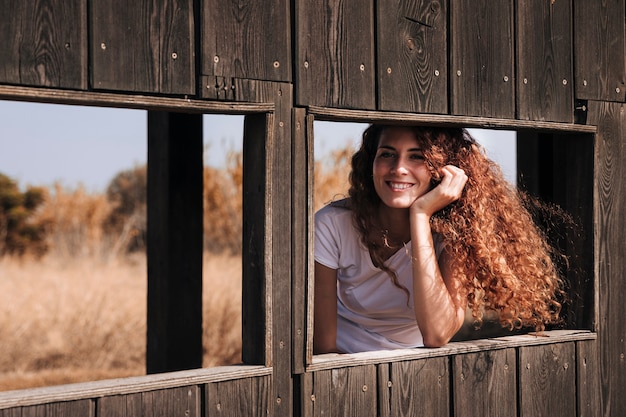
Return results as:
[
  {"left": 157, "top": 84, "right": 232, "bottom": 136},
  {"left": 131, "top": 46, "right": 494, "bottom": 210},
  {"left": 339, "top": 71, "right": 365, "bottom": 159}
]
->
[
  {"left": 104, "top": 165, "right": 147, "bottom": 255},
  {"left": 0, "top": 172, "right": 48, "bottom": 257}
]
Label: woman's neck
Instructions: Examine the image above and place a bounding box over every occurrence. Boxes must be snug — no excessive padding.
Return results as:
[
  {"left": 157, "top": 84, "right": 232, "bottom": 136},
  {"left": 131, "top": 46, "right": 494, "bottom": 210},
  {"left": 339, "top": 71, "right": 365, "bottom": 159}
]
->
[{"left": 376, "top": 204, "right": 411, "bottom": 243}]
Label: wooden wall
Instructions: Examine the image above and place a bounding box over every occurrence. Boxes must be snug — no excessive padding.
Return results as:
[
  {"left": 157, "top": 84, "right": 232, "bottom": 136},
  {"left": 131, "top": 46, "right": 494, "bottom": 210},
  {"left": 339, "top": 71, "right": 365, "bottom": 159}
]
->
[{"left": 0, "top": 0, "right": 624, "bottom": 416}]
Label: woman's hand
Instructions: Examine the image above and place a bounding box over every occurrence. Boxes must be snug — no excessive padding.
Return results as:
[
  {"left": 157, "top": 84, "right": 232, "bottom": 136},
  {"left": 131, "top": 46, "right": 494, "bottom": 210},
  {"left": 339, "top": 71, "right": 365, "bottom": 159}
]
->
[{"left": 411, "top": 165, "right": 468, "bottom": 217}]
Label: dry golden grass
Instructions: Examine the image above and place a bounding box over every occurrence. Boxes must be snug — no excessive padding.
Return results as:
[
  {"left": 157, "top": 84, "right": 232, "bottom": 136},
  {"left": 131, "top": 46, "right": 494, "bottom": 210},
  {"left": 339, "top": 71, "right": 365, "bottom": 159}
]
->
[
  {"left": 0, "top": 146, "right": 351, "bottom": 392},
  {"left": 0, "top": 253, "right": 242, "bottom": 391}
]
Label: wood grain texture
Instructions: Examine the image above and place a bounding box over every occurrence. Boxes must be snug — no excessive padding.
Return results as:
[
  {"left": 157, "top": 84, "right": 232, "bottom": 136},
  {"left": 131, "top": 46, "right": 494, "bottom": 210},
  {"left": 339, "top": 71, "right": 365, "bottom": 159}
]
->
[
  {"left": 516, "top": 0, "right": 574, "bottom": 122},
  {"left": 242, "top": 113, "right": 273, "bottom": 366},
  {"left": 577, "top": 340, "right": 601, "bottom": 417},
  {"left": 574, "top": 0, "right": 626, "bottom": 102},
  {"left": 452, "top": 349, "right": 516, "bottom": 417},
  {"left": 518, "top": 342, "right": 576, "bottom": 417},
  {"left": 291, "top": 109, "right": 314, "bottom": 374},
  {"left": 11, "top": 400, "right": 93, "bottom": 417},
  {"left": 308, "top": 366, "right": 377, "bottom": 417},
  {"left": 376, "top": 0, "right": 447, "bottom": 113},
  {"left": 389, "top": 357, "right": 449, "bottom": 417},
  {"left": 201, "top": 0, "right": 290, "bottom": 82},
  {"left": 588, "top": 100, "right": 626, "bottom": 417},
  {"left": 91, "top": 0, "right": 194, "bottom": 94},
  {"left": 205, "top": 376, "right": 271, "bottom": 417},
  {"left": 450, "top": 0, "right": 515, "bottom": 118},
  {"left": 268, "top": 83, "right": 294, "bottom": 417},
  {"left": 0, "top": 0, "right": 87, "bottom": 89},
  {"left": 99, "top": 386, "right": 199, "bottom": 417},
  {"left": 295, "top": 0, "right": 376, "bottom": 109},
  {"left": 307, "top": 106, "right": 596, "bottom": 133}
]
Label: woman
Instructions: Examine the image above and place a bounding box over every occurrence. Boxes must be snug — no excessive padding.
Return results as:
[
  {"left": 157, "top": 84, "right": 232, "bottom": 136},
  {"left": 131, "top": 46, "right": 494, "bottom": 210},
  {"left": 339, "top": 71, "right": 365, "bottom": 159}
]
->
[{"left": 314, "top": 124, "right": 564, "bottom": 354}]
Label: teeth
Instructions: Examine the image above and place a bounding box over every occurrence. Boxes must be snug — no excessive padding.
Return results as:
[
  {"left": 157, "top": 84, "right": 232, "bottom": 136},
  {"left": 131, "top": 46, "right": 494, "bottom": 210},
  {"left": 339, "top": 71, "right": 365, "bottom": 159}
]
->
[{"left": 389, "top": 182, "right": 412, "bottom": 190}]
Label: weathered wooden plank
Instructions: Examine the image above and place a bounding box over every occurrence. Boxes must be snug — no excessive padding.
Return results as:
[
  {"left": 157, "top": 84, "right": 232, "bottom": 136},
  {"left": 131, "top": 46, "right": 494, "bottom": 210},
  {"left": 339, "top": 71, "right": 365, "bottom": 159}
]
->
[
  {"left": 307, "top": 106, "right": 596, "bottom": 133},
  {"left": 91, "top": 0, "right": 194, "bottom": 94},
  {"left": 0, "top": 366, "right": 271, "bottom": 410},
  {"left": 291, "top": 109, "right": 314, "bottom": 374},
  {"left": 452, "top": 349, "right": 516, "bottom": 417},
  {"left": 146, "top": 112, "right": 203, "bottom": 374},
  {"left": 295, "top": 0, "right": 376, "bottom": 109},
  {"left": 0, "top": 85, "right": 274, "bottom": 113},
  {"left": 201, "top": 0, "right": 290, "bottom": 82},
  {"left": 389, "top": 357, "right": 449, "bottom": 417},
  {"left": 587, "top": 100, "right": 626, "bottom": 417},
  {"left": 450, "top": 0, "right": 515, "bottom": 118},
  {"left": 574, "top": 0, "right": 626, "bottom": 102},
  {"left": 0, "top": 408, "right": 21, "bottom": 417},
  {"left": 205, "top": 376, "right": 271, "bottom": 417},
  {"left": 309, "top": 366, "right": 377, "bottom": 417},
  {"left": 518, "top": 342, "right": 576, "bottom": 417},
  {"left": 98, "top": 386, "right": 199, "bottom": 417},
  {"left": 0, "top": 0, "right": 87, "bottom": 89},
  {"left": 577, "top": 340, "right": 601, "bottom": 417},
  {"left": 376, "top": 0, "right": 447, "bottom": 113},
  {"left": 308, "top": 330, "right": 596, "bottom": 371},
  {"left": 242, "top": 113, "right": 273, "bottom": 367},
  {"left": 376, "top": 364, "right": 392, "bottom": 417},
  {"left": 517, "top": 0, "right": 574, "bottom": 122},
  {"left": 199, "top": 77, "right": 287, "bottom": 103},
  {"left": 18, "top": 400, "right": 93, "bottom": 417},
  {"left": 268, "top": 82, "right": 294, "bottom": 417}
]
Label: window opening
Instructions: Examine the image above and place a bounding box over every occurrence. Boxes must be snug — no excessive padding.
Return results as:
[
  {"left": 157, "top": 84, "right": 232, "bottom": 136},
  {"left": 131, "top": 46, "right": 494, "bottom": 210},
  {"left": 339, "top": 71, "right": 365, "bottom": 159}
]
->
[{"left": 312, "top": 121, "right": 593, "bottom": 352}]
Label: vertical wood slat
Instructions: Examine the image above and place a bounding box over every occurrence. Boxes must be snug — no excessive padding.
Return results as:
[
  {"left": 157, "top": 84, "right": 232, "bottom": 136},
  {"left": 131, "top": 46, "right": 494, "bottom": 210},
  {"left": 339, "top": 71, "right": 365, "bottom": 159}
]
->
[
  {"left": 376, "top": 0, "right": 448, "bottom": 114},
  {"left": 307, "top": 366, "right": 377, "bottom": 416},
  {"left": 146, "top": 112, "right": 203, "bottom": 374},
  {"left": 518, "top": 342, "right": 576, "bottom": 417},
  {"left": 205, "top": 376, "right": 271, "bottom": 417},
  {"left": 577, "top": 340, "right": 601, "bottom": 417},
  {"left": 574, "top": 0, "right": 626, "bottom": 102},
  {"left": 7, "top": 400, "right": 93, "bottom": 417},
  {"left": 452, "top": 349, "right": 517, "bottom": 417},
  {"left": 450, "top": 0, "right": 515, "bottom": 118},
  {"left": 0, "top": 0, "right": 87, "bottom": 89},
  {"left": 516, "top": 0, "right": 574, "bottom": 122},
  {"left": 91, "top": 0, "right": 194, "bottom": 95},
  {"left": 587, "top": 100, "right": 626, "bottom": 417},
  {"left": 389, "top": 357, "right": 449, "bottom": 417},
  {"left": 201, "top": 0, "right": 291, "bottom": 82},
  {"left": 269, "top": 83, "right": 294, "bottom": 417},
  {"left": 98, "top": 386, "right": 200, "bottom": 417},
  {"left": 242, "top": 113, "right": 273, "bottom": 367},
  {"left": 291, "top": 109, "right": 314, "bottom": 374},
  {"left": 295, "top": 0, "right": 376, "bottom": 109}
]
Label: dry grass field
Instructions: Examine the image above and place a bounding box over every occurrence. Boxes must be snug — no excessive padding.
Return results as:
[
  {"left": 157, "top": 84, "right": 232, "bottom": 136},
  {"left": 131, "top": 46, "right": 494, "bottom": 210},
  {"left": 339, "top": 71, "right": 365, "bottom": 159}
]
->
[{"left": 0, "top": 147, "right": 352, "bottom": 392}]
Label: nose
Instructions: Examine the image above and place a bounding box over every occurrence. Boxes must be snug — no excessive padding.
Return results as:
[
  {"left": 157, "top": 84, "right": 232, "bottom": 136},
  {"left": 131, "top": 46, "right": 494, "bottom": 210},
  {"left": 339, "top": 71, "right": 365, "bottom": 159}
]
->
[{"left": 390, "top": 157, "right": 409, "bottom": 175}]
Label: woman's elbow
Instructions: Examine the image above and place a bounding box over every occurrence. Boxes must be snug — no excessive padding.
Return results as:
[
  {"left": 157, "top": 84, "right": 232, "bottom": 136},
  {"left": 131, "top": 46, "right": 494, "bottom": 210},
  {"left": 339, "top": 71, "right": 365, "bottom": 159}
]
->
[{"left": 422, "top": 334, "right": 452, "bottom": 348}]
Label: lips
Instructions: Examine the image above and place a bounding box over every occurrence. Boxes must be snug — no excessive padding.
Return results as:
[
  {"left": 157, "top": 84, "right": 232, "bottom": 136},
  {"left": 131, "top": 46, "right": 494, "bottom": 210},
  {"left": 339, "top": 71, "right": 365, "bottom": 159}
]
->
[{"left": 388, "top": 181, "right": 414, "bottom": 191}]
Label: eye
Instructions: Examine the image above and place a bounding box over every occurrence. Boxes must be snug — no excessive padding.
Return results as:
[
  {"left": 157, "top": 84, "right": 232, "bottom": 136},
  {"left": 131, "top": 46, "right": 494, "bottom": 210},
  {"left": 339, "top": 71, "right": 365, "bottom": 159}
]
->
[
  {"left": 410, "top": 153, "right": 425, "bottom": 161},
  {"left": 376, "top": 150, "right": 396, "bottom": 159}
]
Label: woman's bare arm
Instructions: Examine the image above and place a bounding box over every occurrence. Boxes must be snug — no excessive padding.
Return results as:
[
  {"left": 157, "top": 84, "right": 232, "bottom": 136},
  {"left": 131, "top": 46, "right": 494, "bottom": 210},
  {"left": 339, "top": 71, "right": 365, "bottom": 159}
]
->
[
  {"left": 313, "top": 261, "right": 340, "bottom": 353},
  {"left": 410, "top": 165, "right": 468, "bottom": 347}
]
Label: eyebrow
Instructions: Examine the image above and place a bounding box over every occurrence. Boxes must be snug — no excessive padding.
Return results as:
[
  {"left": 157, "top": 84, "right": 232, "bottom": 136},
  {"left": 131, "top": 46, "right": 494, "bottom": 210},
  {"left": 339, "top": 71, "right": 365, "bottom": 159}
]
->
[{"left": 377, "top": 145, "right": 423, "bottom": 152}]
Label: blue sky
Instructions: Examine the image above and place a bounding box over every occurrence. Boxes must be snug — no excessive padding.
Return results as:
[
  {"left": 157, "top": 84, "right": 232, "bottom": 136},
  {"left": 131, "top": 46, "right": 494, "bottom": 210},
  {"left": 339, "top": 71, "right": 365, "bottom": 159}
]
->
[{"left": 0, "top": 100, "right": 515, "bottom": 192}]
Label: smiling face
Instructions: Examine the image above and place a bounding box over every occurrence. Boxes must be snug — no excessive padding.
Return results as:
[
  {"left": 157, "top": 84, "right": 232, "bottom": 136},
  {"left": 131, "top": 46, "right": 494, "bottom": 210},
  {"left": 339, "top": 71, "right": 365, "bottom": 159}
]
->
[{"left": 372, "top": 127, "right": 433, "bottom": 209}]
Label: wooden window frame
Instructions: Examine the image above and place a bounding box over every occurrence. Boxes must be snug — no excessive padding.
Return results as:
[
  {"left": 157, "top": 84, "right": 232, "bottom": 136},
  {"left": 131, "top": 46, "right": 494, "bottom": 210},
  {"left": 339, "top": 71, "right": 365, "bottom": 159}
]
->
[{"left": 300, "top": 107, "right": 597, "bottom": 370}]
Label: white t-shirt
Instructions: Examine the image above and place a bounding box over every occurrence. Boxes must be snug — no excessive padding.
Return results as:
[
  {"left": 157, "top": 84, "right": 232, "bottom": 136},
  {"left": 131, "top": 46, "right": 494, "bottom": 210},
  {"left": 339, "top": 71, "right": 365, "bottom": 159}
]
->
[{"left": 315, "top": 203, "right": 444, "bottom": 353}]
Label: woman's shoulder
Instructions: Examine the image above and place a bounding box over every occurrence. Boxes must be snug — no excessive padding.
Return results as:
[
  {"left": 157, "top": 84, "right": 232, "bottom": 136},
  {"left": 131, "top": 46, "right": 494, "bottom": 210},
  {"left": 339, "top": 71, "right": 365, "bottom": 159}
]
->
[{"left": 316, "top": 198, "right": 352, "bottom": 216}]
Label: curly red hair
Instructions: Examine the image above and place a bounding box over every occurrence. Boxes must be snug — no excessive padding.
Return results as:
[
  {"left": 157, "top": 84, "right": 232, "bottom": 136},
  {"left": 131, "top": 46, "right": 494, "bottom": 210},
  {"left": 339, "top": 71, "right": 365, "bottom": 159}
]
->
[{"left": 349, "top": 124, "right": 564, "bottom": 331}]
